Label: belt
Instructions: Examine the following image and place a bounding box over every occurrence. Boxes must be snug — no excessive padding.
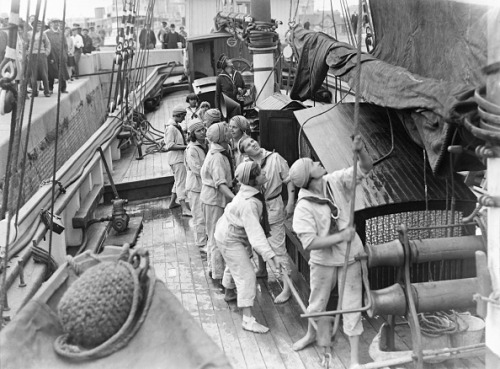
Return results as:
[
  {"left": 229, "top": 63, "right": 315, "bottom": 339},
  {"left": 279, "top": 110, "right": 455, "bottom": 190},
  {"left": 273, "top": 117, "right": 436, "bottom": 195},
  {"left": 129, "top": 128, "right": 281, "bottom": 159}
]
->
[{"left": 266, "top": 193, "right": 281, "bottom": 202}]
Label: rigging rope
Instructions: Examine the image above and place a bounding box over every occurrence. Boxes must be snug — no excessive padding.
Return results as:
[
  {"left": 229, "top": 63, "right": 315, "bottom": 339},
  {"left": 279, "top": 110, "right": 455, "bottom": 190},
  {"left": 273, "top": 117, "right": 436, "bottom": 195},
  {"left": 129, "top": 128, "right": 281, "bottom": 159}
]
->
[
  {"left": 48, "top": 0, "right": 67, "bottom": 260},
  {"left": 331, "top": 0, "right": 364, "bottom": 344}
]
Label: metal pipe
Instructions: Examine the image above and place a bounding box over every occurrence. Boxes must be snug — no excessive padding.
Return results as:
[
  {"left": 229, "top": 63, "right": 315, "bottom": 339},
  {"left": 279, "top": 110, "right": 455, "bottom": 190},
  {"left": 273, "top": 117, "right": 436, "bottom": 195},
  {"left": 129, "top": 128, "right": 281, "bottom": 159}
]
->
[
  {"left": 407, "top": 222, "right": 476, "bottom": 231},
  {"left": 358, "top": 344, "right": 485, "bottom": 369},
  {"left": 300, "top": 262, "right": 372, "bottom": 318},
  {"left": 282, "top": 274, "right": 318, "bottom": 330}
]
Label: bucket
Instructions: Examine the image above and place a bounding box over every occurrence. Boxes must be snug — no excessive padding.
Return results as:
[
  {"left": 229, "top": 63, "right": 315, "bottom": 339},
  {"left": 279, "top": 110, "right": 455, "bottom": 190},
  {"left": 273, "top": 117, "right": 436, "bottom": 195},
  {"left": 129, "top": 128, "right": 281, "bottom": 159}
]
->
[
  {"left": 421, "top": 331, "right": 451, "bottom": 363},
  {"left": 450, "top": 314, "right": 485, "bottom": 348}
]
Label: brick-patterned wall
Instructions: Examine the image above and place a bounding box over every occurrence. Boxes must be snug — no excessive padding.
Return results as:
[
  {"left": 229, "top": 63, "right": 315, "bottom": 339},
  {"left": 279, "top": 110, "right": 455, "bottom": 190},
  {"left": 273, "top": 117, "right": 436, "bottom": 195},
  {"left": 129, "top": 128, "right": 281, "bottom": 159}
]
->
[{"left": 4, "top": 85, "right": 107, "bottom": 208}]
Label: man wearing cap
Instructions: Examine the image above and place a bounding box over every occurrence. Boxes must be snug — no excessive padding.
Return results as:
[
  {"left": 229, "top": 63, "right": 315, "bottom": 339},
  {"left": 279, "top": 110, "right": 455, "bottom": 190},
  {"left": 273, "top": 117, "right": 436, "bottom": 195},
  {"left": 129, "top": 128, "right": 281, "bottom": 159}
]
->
[
  {"left": 164, "top": 105, "right": 191, "bottom": 216},
  {"left": 164, "top": 23, "right": 184, "bottom": 49},
  {"left": 71, "top": 26, "right": 83, "bottom": 78},
  {"left": 28, "top": 20, "right": 51, "bottom": 97},
  {"left": 45, "top": 19, "right": 69, "bottom": 94},
  {"left": 179, "top": 26, "right": 187, "bottom": 39},
  {"left": 289, "top": 136, "right": 372, "bottom": 368},
  {"left": 139, "top": 24, "right": 156, "bottom": 49},
  {"left": 158, "top": 21, "right": 168, "bottom": 49},
  {"left": 81, "top": 28, "right": 93, "bottom": 54},
  {"left": 89, "top": 27, "right": 102, "bottom": 51}
]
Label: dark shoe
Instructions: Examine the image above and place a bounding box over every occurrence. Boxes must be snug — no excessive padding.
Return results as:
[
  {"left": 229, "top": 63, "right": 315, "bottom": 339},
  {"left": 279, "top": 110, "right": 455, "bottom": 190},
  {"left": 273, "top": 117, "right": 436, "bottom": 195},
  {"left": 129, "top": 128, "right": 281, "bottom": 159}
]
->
[
  {"left": 61, "top": 90, "right": 68, "bottom": 94},
  {"left": 224, "top": 288, "right": 237, "bottom": 302},
  {"left": 44, "top": 93, "right": 51, "bottom": 97}
]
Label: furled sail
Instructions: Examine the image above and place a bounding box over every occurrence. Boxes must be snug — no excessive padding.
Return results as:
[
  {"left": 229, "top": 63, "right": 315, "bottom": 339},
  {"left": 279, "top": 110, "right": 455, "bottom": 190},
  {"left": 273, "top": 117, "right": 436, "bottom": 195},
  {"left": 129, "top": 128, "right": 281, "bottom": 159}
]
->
[{"left": 289, "top": 0, "right": 488, "bottom": 176}]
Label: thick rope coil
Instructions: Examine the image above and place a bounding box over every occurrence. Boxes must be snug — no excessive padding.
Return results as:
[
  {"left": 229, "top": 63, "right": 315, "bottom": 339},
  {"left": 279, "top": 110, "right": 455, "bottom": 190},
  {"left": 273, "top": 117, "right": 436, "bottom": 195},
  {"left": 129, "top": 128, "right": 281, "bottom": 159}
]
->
[{"left": 54, "top": 248, "right": 154, "bottom": 360}]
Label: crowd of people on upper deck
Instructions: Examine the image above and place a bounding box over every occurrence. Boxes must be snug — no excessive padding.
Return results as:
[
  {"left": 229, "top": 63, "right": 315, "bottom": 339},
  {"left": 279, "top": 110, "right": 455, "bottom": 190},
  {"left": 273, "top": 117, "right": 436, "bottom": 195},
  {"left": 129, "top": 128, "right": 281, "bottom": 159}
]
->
[
  {"left": 163, "top": 54, "right": 373, "bottom": 368},
  {"left": 139, "top": 21, "right": 187, "bottom": 50},
  {"left": 0, "top": 15, "right": 103, "bottom": 98}
]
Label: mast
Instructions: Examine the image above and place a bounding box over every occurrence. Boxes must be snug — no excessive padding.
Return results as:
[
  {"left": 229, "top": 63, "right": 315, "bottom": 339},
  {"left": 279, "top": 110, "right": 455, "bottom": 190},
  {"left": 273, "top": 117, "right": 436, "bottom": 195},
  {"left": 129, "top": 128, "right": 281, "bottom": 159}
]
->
[
  {"left": 484, "top": 9, "right": 500, "bottom": 369},
  {"left": 249, "top": 0, "right": 278, "bottom": 106}
]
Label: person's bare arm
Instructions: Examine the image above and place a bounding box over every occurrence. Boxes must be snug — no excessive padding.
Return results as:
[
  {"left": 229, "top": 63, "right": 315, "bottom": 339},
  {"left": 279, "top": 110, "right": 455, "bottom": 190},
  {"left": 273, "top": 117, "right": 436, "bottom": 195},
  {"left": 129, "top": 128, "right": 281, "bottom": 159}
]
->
[{"left": 307, "top": 227, "right": 356, "bottom": 250}]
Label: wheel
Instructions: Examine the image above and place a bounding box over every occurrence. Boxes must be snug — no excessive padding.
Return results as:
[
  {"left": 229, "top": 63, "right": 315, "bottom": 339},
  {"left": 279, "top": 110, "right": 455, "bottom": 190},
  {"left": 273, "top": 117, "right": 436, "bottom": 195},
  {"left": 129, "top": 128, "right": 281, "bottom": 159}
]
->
[{"left": 231, "top": 58, "right": 252, "bottom": 73}]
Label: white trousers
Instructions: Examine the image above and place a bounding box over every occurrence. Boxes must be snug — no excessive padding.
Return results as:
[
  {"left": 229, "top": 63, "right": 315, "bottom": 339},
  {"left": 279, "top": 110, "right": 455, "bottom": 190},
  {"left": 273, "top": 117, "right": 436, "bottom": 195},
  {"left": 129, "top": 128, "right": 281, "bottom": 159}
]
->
[
  {"left": 307, "top": 262, "right": 364, "bottom": 336},
  {"left": 202, "top": 203, "right": 225, "bottom": 279},
  {"left": 188, "top": 191, "right": 207, "bottom": 247}
]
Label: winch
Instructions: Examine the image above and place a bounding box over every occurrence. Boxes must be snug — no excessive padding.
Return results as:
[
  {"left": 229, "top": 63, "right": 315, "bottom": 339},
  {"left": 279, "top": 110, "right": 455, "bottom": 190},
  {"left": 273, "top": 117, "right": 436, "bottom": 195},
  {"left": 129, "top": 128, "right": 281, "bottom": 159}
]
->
[{"left": 111, "top": 199, "right": 130, "bottom": 233}]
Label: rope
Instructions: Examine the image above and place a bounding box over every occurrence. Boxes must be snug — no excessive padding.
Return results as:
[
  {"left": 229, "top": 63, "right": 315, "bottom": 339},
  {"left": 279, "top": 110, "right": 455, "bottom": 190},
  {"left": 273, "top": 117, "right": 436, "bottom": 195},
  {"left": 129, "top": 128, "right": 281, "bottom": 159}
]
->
[
  {"left": 48, "top": 0, "right": 67, "bottom": 261},
  {"left": 331, "top": 0, "right": 364, "bottom": 341},
  {"left": 297, "top": 87, "right": 352, "bottom": 157},
  {"left": 418, "top": 311, "right": 466, "bottom": 337},
  {"left": 53, "top": 249, "right": 154, "bottom": 360}
]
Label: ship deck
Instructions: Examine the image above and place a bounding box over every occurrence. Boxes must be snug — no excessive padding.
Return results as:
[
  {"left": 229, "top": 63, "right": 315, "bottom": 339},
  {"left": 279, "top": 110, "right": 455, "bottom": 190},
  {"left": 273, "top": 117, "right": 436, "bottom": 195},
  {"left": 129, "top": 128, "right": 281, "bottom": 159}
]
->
[
  {"left": 116, "top": 197, "right": 484, "bottom": 369},
  {"left": 99, "top": 93, "right": 485, "bottom": 368}
]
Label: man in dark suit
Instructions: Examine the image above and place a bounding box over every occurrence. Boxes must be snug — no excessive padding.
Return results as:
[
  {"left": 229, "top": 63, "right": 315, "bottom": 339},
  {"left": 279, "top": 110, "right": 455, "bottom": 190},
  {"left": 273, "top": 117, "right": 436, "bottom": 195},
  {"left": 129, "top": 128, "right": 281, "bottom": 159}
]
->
[{"left": 164, "top": 24, "right": 185, "bottom": 49}]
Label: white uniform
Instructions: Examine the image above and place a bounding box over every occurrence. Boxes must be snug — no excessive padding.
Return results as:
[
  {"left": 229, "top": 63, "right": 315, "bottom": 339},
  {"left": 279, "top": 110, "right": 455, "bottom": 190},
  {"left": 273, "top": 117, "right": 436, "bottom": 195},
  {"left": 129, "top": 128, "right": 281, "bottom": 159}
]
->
[
  {"left": 185, "top": 140, "right": 207, "bottom": 247},
  {"left": 292, "top": 163, "right": 367, "bottom": 336},
  {"left": 164, "top": 120, "right": 187, "bottom": 201},
  {"left": 215, "top": 184, "right": 276, "bottom": 308},
  {"left": 200, "top": 143, "right": 233, "bottom": 279}
]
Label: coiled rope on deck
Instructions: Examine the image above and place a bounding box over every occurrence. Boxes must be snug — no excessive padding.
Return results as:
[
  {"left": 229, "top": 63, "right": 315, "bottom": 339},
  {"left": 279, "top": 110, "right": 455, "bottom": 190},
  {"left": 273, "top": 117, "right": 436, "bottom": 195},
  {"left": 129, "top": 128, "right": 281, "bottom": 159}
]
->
[{"left": 418, "top": 311, "right": 467, "bottom": 338}]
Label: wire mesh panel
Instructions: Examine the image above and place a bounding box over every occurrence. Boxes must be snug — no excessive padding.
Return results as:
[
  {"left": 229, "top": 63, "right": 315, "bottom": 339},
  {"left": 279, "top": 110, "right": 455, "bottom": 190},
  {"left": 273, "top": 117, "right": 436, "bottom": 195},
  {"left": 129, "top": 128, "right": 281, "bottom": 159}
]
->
[{"left": 364, "top": 209, "right": 476, "bottom": 289}]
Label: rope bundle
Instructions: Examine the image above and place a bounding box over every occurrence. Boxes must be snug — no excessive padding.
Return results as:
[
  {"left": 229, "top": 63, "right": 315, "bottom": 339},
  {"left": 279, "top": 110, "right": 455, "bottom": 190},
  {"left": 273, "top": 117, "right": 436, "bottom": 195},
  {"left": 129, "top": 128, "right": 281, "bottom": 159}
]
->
[
  {"left": 56, "top": 260, "right": 140, "bottom": 349},
  {"left": 53, "top": 248, "right": 154, "bottom": 360},
  {"left": 418, "top": 311, "right": 467, "bottom": 338}
]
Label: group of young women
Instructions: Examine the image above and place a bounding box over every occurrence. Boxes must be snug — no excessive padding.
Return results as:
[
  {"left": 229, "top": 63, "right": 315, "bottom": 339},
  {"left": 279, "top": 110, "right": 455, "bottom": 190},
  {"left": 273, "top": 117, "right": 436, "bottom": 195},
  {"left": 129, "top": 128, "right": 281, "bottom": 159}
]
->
[
  {"left": 164, "top": 93, "right": 295, "bottom": 333},
  {"left": 165, "top": 89, "right": 373, "bottom": 368}
]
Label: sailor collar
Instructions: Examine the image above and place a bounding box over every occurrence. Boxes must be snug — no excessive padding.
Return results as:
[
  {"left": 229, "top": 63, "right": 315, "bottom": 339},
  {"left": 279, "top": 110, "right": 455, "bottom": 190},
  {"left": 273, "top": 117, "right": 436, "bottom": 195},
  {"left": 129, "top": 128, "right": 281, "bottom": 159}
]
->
[{"left": 238, "top": 184, "right": 260, "bottom": 199}]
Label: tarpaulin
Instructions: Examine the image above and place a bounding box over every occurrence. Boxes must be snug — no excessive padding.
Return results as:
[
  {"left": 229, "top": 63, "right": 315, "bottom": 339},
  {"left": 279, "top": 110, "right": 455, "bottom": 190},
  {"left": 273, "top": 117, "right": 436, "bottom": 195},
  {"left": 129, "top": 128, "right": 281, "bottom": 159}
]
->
[
  {"left": 370, "top": 0, "right": 487, "bottom": 87},
  {"left": 0, "top": 279, "right": 232, "bottom": 369},
  {"left": 289, "top": 22, "right": 486, "bottom": 175}
]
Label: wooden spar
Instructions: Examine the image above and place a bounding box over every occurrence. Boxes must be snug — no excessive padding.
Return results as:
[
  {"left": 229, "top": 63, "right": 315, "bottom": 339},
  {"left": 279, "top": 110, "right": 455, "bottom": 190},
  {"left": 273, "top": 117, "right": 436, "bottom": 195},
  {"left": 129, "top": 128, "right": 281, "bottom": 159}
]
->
[{"left": 485, "top": 7, "right": 500, "bottom": 369}]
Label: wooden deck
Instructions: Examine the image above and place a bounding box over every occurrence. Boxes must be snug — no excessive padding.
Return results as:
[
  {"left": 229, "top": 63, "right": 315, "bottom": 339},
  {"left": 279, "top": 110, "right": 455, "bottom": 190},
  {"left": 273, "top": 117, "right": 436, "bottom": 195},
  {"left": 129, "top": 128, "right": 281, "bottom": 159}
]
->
[
  {"left": 106, "top": 91, "right": 188, "bottom": 186},
  {"left": 119, "top": 197, "right": 485, "bottom": 369}
]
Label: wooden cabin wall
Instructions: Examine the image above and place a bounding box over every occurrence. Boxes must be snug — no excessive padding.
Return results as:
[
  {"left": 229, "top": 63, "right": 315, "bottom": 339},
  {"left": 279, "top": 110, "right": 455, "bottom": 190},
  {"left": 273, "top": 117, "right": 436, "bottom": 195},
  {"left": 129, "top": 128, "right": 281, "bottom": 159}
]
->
[{"left": 192, "top": 41, "right": 214, "bottom": 78}]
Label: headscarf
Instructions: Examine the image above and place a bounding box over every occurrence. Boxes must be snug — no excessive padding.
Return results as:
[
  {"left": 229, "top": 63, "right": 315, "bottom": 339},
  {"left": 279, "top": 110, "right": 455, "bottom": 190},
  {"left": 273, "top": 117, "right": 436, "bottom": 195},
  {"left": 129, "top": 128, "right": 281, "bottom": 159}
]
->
[
  {"left": 235, "top": 162, "right": 254, "bottom": 185},
  {"left": 187, "top": 118, "right": 204, "bottom": 134},
  {"left": 289, "top": 157, "right": 314, "bottom": 188},
  {"left": 206, "top": 122, "right": 227, "bottom": 144},
  {"left": 235, "top": 162, "right": 271, "bottom": 237},
  {"left": 230, "top": 115, "right": 249, "bottom": 133},
  {"left": 203, "top": 109, "right": 221, "bottom": 127},
  {"left": 172, "top": 104, "right": 186, "bottom": 116}
]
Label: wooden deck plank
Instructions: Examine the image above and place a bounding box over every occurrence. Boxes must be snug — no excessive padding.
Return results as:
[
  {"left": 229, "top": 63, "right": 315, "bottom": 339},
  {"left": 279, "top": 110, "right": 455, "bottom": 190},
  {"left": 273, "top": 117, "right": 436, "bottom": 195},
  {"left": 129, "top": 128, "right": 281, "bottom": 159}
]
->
[
  {"left": 264, "top": 275, "right": 349, "bottom": 369},
  {"left": 122, "top": 197, "right": 484, "bottom": 369}
]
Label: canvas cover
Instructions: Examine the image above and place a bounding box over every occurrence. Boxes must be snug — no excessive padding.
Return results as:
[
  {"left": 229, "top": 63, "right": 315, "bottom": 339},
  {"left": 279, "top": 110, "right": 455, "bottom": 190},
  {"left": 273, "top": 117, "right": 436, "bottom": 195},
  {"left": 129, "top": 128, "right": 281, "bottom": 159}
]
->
[
  {"left": 0, "top": 279, "right": 232, "bottom": 369},
  {"left": 289, "top": 0, "right": 489, "bottom": 176}
]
